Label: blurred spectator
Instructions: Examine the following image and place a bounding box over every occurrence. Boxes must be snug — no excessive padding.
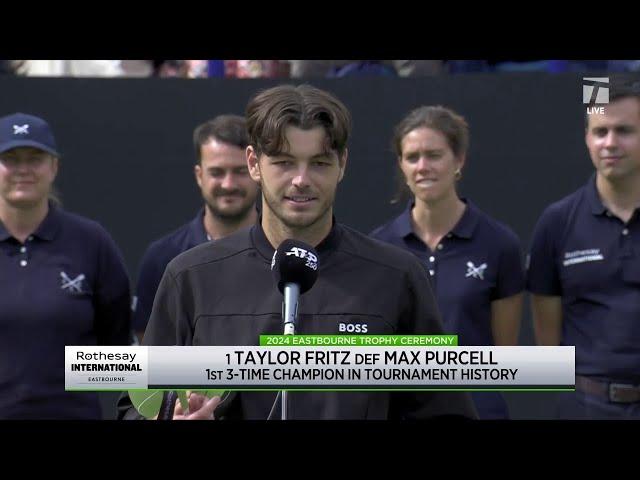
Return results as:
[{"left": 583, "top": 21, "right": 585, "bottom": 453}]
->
[
  {"left": 185, "top": 60, "right": 209, "bottom": 78},
  {"left": 153, "top": 60, "right": 189, "bottom": 77},
  {"left": 394, "top": 60, "right": 444, "bottom": 76},
  {"left": 288, "top": 60, "right": 337, "bottom": 77},
  {"left": 328, "top": 61, "right": 397, "bottom": 77},
  {"left": 119, "top": 60, "right": 154, "bottom": 77},
  {"left": 288, "top": 60, "right": 443, "bottom": 78},
  {"left": 444, "top": 59, "right": 640, "bottom": 74},
  {"left": 13, "top": 60, "right": 124, "bottom": 77},
  {"left": 9, "top": 59, "right": 636, "bottom": 79},
  {"left": 207, "top": 60, "right": 225, "bottom": 77},
  {"left": 491, "top": 60, "right": 552, "bottom": 72},
  {"left": 7, "top": 60, "right": 154, "bottom": 78},
  {"left": 224, "top": 60, "right": 289, "bottom": 78},
  {"left": 606, "top": 60, "right": 640, "bottom": 72},
  {"left": 152, "top": 60, "right": 212, "bottom": 78}
]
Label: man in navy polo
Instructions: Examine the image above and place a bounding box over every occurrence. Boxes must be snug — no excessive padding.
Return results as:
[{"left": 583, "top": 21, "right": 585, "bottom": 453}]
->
[
  {"left": 527, "top": 81, "right": 640, "bottom": 419},
  {"left": 0, "top": 112, "right": 131, "bottom": 419},
  {"left": 133, "top": 115, "right": 259, "bottom": 342}
]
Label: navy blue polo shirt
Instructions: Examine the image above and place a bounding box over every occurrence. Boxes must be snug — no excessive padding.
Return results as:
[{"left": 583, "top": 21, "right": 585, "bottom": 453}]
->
[
  {"left": 133, "top": 209, "right": 209, "bottom": 333},
  {"left": 371, "top": 200, "right": 524, "bottom": 419},
  {"left": 0, "top": 203, "right": 131, "bottom": 419},
  {"left": 527, "top": 174, "right": 640, "bottom": 383},
  {"left": 371, "top": 200, "right": 525, "bottom": 346}
]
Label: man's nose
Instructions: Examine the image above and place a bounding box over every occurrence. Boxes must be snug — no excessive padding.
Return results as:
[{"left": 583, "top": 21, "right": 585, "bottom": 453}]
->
[
  {"left": 221, "top": 172, "right": 236, "bottom": 190},
  {"left": 602, "top": 130, "right": 619, "bottom": 149},
  {"left": 291, "top": 166, "right": 311, "bottom": 189}
]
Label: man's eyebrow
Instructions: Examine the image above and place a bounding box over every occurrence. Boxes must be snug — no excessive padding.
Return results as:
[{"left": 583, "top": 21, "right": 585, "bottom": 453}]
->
[
  {"left": 310, "top": 152, "right": 334, "bottom": 159},
  {"left": 270, "top": 152, "right": 335, "bottom": 159},
  {"left": 405, "top": 148, "right": 444, "bottom": 153}
]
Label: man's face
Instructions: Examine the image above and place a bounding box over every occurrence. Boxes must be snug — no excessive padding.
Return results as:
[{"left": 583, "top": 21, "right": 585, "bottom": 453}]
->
[
  {"left": 586, "top": 97, "right": 640, "bottom": 183},
  {"left": 195, "top": 138, "right": 259, "bottom": 221},
  {"left": 0, "top": 147, "right": 58, "bottom": 208},
  {"left": 399, "top": 127, "right": 463, "bottom": 204},
  {"left": 248, "top": 126, "right": 346, "bottom": 231}
]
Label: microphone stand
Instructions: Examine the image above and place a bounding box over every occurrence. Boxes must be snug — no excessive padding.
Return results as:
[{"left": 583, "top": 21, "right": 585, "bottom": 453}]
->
[
  {"left": 157, "top": 390, "right": 178, "bottom": 420},
  {"left": 281, "top": 282, "right": 299, "bottom": 420}
]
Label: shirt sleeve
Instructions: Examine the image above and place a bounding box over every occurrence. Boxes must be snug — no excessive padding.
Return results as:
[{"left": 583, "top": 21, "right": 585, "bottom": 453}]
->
[
  {"left": 142, "top": 261, "right": 194, "bottom": 347},
  {"left": 117, "top": 262, "right": 192, "bottom": 420},
  {"left": 133, "top": 243, "right": 170, "bottom": 334},
  {"left": 492, "top": 229, "right": 526, "bottom": 301},
  {"left": 526, "top": 206, "right": 562, "bottom": 296},
  {"left": 93, "top": 227, "right": 132, "bottom": 346},
  {"left": 389, "top": 256, "right": 478, "bottom": 420}
]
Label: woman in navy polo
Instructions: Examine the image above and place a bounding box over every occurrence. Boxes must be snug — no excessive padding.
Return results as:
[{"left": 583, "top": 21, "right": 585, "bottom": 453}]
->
[
  {"left": 370, "top": 106, "right": 524, "bottom": 419},
  {"left": 0, "top": 113, "right": 131, "bottom": 419}
]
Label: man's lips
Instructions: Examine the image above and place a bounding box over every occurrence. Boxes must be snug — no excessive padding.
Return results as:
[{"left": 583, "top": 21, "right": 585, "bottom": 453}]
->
[
  {"left": 284, "top": 195, "right": 316, "bottom": 203},
  {"left": 215, "top": 192, "right": 244, "bottom": 199}
]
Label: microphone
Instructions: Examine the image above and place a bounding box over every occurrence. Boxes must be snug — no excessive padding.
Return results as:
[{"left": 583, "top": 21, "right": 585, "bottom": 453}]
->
[
  {"left": 270, "top": 239, "right": 319, "bottom": 421},
  {"left": 271, "top": 239, "right": 319, "bottom": 335}
]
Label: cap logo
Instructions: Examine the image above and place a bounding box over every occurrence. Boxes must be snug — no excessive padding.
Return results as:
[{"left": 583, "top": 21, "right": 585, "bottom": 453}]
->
[{"left": 13, "top": 124, "right": 29, "bottom": 135}]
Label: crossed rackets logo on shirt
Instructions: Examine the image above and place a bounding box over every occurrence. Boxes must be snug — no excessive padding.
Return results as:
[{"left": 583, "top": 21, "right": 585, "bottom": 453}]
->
[
  {"left": 60, "top": 271, "right": 86, "bottom": 294},
  {"left": 465, "top": 261, "right": 487, "bottom": 280}
]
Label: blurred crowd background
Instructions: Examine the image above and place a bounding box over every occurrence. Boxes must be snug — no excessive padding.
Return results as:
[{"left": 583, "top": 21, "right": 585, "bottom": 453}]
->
[{"left": 2, "top": 59, "right": 639, "bottom": 78}]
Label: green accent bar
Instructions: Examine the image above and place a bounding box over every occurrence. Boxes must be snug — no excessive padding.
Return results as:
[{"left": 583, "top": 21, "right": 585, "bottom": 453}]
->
[{"left": 259, "top": 335, "right": 458, "bottom": 347}]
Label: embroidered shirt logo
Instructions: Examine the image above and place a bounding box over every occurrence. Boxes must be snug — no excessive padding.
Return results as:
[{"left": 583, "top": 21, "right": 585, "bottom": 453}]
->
[
  {"left": 465, "top": 261, "right": 487, "bottom": 280},
  {"left": 60, "top": 271, "right": 85, "bottom": 293},
  {"left": 13, "top": 124, "right": 29, "bottom": 135},
  {"left": 339, "top": 323, "right": 368, "bottom": 333},
  {"left": 563, "top": 249, "right": 604, "bottom": 266}
]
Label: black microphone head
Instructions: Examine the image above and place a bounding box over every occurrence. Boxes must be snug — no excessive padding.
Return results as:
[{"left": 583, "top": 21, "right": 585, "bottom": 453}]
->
[{"left": 271, "top": 239, "right": 319, "bottom": 294}]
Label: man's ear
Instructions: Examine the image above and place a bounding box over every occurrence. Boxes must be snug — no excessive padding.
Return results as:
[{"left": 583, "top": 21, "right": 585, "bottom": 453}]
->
[
  {"left": 247, "top": 146, "right": 261, "bottom": 182},
  {"left": 337, "top": 148, "right": 348, "bottom": 183},
  {"left": 194, "top": 163, "right": 203, "bottom": 188}
]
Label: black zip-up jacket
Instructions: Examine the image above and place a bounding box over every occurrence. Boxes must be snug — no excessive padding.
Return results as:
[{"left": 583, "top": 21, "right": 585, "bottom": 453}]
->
[{"left": 118, "top": 221, "right": 477, "bottom": 420}]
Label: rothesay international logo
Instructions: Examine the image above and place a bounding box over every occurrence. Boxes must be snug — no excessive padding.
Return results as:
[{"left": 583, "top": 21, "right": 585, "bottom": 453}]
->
[
  {"left": 65, "top": 346, "right": 148, "bottom": 390},
  {"left": 562, "top": 249, "right": 604, "bottom": 267}
]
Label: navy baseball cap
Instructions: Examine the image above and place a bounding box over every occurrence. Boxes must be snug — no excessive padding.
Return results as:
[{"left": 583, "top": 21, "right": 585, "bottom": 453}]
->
[{"left": 0, "top": 113, "right": 60, "bottom": 157}]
